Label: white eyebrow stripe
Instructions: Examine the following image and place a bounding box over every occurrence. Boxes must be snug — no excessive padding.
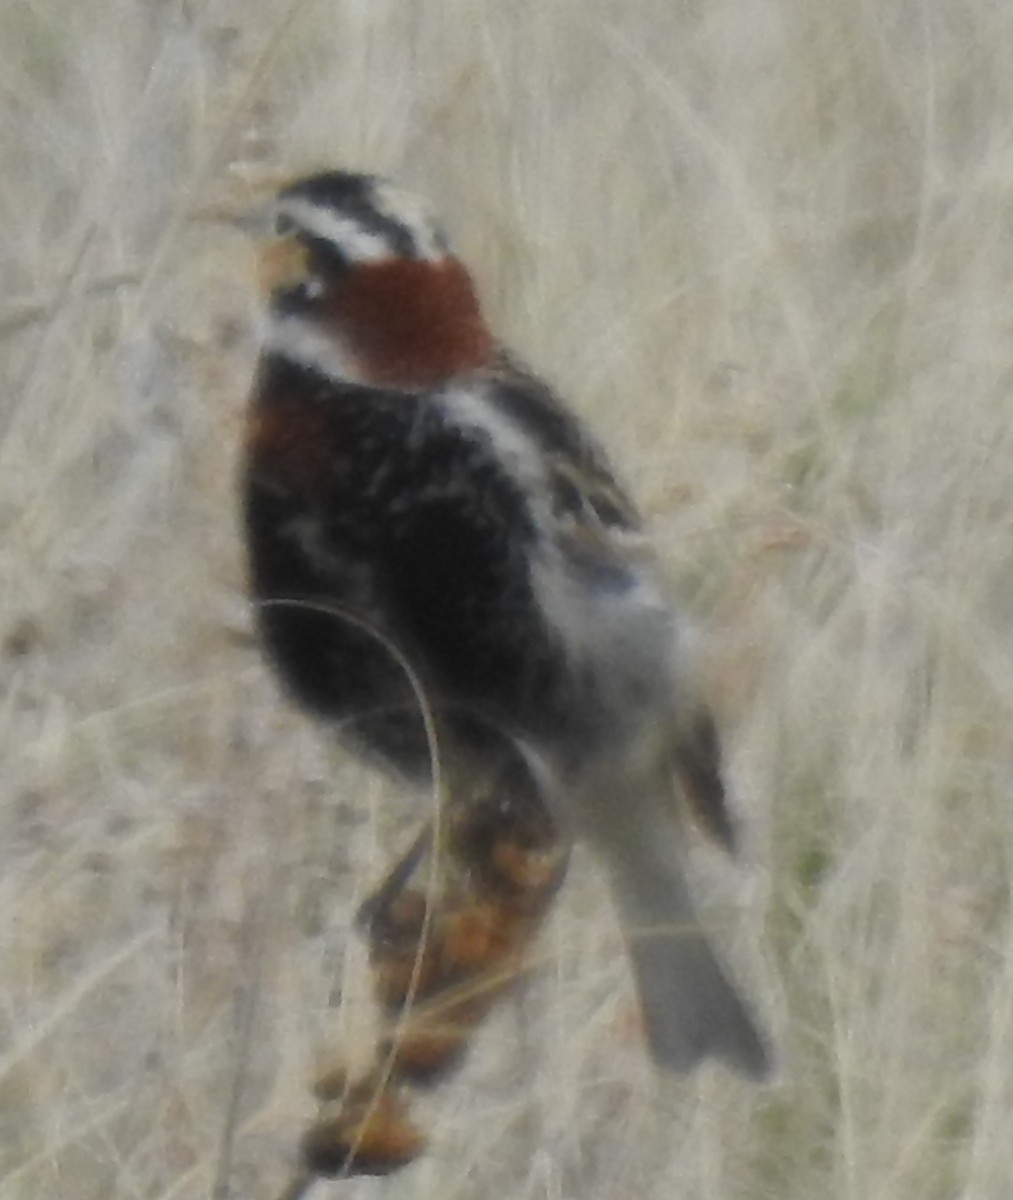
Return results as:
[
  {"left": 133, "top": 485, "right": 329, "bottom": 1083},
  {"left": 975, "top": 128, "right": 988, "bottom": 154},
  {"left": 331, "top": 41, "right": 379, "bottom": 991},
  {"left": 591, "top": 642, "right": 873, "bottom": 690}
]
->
[
  {"left": 277, "top": 197, "right": 393, "bottom": 262},
  {"left": 369, "top": 182, "right": 445, "bottom": 261}
]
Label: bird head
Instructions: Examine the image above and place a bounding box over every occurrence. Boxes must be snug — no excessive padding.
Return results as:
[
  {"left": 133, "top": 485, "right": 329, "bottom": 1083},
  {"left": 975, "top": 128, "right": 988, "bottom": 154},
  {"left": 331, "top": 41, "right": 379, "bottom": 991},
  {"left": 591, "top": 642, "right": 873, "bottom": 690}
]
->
[{"left": 254, "top": 171, "right": 495, "bottom": 391}]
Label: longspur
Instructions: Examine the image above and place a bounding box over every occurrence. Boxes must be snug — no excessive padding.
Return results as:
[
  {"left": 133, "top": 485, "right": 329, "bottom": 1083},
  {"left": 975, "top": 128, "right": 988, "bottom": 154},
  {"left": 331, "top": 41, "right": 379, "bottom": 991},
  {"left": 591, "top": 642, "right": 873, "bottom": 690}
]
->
[{"left": 241, "top": 170, "right": 770, "bottom": 1078}]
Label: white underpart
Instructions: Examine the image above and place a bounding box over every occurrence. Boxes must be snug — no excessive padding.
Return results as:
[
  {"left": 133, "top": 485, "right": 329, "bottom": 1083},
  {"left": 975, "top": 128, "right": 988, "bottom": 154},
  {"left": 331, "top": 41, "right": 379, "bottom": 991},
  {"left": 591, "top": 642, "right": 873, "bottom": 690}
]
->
[
  {"left": 369, "top": 181, "right": 445, "bottom": 261},
  {"left": 276, "top": 197, "right": 394, "bottom": 262},
  {"left": 264, "top": 314, "right": 367, "bottom": 385}
]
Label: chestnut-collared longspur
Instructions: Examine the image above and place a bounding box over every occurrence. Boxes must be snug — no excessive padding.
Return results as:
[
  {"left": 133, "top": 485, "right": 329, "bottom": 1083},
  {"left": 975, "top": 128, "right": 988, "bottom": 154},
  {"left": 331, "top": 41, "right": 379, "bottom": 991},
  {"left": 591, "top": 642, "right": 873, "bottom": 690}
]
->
[{"left": 242, "top": 170, "right": 770, "bottom": 1079}]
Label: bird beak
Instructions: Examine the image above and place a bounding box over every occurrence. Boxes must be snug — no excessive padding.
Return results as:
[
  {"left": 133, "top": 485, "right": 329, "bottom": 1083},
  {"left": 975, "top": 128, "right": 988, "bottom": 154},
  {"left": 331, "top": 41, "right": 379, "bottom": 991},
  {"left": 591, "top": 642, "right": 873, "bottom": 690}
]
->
[
  {"left": 191, "top": 169, "right": 311, "bottom": 295},
  {"left": 189, "top": 167, "right": 293, "bottom": 235},
  {"left": 256, "top": 236, "right": 311, "bottom": 296}
]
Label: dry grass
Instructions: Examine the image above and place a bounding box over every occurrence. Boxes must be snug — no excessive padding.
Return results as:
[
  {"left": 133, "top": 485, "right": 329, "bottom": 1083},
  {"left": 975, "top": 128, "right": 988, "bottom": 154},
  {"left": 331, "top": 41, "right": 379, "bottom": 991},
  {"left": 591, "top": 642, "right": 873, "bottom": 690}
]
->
[{"left": 3, "top": 1, "right": 1013, "bottom": 1196}]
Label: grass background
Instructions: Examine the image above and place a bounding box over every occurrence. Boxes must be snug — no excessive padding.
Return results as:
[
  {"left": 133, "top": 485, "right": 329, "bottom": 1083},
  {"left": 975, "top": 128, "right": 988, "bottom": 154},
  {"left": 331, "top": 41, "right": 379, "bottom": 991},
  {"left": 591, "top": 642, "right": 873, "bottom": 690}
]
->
[{"left": 3, "top": 1, "right": 1013, "bottom": 1196}]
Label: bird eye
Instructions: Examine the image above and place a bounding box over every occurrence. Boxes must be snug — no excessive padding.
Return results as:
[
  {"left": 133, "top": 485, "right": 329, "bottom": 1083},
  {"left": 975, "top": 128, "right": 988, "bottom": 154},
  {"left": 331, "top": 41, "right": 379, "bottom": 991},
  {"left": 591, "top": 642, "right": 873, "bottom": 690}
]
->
[{"left": 274, "top": 212, "right": 297, "bottom": 236}]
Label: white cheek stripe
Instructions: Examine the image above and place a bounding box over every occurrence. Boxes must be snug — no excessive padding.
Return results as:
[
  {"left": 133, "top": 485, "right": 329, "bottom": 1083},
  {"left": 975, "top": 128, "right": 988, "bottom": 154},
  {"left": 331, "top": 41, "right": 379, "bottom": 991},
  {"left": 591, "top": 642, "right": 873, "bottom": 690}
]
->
[
  {"left": 264, "top": 315, "right": 368, "bottom": 385},
  {"left": 277, "top": 197, "right": 393, "bottom": 262}
]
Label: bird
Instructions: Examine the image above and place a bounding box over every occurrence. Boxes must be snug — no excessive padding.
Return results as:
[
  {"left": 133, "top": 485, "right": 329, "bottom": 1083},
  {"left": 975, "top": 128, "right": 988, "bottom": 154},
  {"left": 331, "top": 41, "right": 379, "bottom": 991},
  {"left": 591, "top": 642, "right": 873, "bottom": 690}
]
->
[{"left": 240, "top": 169, "right": 770, "bottom": 1079}]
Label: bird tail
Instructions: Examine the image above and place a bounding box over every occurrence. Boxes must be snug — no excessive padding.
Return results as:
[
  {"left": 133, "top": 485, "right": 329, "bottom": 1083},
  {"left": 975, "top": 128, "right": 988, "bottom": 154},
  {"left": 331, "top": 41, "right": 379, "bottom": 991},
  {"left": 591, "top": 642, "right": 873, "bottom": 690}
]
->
[
  {"left": 585, "top": 772, "right": 770, "bottom": 1079},
  {"left": 516, "top": 736, "right": 771, "bottom": 1078},
  {"left": 612, "top": 869, "right": 770, "bottom": 1078}
]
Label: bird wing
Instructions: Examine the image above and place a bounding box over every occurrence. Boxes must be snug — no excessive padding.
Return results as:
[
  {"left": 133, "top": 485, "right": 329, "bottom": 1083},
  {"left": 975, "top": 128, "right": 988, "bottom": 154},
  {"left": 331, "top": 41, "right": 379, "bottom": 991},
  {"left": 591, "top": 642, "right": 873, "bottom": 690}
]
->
[{"left": 488, "top": 358, "right": 739, "bottom": 853}]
